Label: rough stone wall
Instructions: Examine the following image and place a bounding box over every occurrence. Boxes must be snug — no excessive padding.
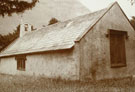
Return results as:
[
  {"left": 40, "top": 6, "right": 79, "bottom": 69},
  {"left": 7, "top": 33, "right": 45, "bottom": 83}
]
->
[
  {"left": 0, "top": 44, "right": 80, "bottom": 80},
  {"left": 79, "top": 3, "right": 135, "bottom": 80}
]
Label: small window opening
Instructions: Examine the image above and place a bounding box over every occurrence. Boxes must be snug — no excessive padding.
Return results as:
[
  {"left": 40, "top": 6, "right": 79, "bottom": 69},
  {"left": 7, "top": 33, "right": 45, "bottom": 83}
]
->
[{"left": 15, "top": 55, "right": 26, "bottom": 71}]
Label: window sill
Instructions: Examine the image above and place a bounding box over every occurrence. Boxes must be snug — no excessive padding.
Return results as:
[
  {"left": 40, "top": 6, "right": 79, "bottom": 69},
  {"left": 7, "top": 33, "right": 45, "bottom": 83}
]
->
[
  {"left": 111, "top": 63, "right": 126, "bottom": 68},
  {"left": 17, "top": 68, "right": 25, "bottom": 71}
]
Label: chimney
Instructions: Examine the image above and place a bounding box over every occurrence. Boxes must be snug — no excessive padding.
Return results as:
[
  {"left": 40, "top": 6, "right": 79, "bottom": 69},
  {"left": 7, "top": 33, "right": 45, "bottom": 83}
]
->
[{"left": 19, "top": 19, "right": 32, "bottom": 37}]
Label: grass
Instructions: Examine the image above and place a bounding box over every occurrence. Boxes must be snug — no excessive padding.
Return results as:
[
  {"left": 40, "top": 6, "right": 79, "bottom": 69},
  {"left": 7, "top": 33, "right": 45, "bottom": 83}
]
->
[{"left": 0, "top": 74, "right": 135, "bottom": 92}]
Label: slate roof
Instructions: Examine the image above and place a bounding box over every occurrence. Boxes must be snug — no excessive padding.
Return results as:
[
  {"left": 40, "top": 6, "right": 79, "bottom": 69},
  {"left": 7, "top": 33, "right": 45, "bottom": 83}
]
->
[{"left": 0, "top": 2, "right": 116, "bottom": 57}]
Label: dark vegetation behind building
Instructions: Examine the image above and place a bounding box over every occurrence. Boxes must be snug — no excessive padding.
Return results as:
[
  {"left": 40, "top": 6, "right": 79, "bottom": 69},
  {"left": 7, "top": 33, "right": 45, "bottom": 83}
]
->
[
  {"left": 130, "top": 16, "right": 135, "bottom": 30},
  {"left": 0, "top": 18, "right": 59, "bottom": 52},
  {"left": 0, "top": 25, "right": 20, "bottom": 52}
]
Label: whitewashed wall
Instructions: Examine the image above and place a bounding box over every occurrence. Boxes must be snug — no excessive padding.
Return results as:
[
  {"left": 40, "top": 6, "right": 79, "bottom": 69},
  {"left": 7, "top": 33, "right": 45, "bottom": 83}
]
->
[
  {"left": 0, "top": 44, "right": 80, "bottom": 80},
  {"left": 96, "top": 3, "right": 135, "bottom": 80},
  {"left": 79, "top": 3, "right": 135, "bottom": 80},
  {"left": 0, "top": 57, "right": 16, "bottom": 75}
]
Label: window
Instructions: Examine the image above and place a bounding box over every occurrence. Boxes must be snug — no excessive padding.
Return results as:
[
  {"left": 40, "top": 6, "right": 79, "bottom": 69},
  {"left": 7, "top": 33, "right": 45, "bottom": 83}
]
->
[
  {"left": 15, "top": 55, "right": 26, "bottom": 71},
  {"left": 109, "top": 29, "right": 127, "bottom": 68}
]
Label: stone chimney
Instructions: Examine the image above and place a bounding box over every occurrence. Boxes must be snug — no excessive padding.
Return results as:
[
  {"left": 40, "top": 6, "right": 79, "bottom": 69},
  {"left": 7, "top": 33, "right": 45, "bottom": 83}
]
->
[{"left": 19, "top": 19, "right": 32, "bottom": 37}]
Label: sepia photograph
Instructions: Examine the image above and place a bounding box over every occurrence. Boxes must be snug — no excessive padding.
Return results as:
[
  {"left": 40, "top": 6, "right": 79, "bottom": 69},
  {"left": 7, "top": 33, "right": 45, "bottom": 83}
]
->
[{"left": 0, "top": 0, "right": 135, "bottom": 91}]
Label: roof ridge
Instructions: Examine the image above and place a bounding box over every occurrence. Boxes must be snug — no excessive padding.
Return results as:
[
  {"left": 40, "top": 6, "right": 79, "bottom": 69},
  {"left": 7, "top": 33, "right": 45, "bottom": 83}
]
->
[
  {"left": 36, "top": 1, "right": 117, "bottom": 33},
  {"left": 23, "top": 2, "right": 117, "bottom": 38},
  {"left": 75, "top": 1, "right": 117, "bottom": 41},
  {"left": 65, "top": 1, "right": 117, "bottom": 22}
]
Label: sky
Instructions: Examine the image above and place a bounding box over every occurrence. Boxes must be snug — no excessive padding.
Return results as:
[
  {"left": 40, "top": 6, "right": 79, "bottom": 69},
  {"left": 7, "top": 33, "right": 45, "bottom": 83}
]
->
[{"left": 79, "top": 0, "right": 135, "bottom": 19}]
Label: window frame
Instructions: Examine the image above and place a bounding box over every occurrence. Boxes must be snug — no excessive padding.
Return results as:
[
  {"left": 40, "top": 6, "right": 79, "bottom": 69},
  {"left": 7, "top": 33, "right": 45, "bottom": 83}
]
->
[{"left": 15, "top": 55, "right": 26, "bottom": 71}]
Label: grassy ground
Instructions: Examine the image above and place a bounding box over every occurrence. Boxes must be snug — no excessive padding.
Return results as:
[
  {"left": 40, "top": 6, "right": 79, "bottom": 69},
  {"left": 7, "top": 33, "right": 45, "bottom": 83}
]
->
[{"left": 0, "top": 74, "right": 135, "bottom": 92}]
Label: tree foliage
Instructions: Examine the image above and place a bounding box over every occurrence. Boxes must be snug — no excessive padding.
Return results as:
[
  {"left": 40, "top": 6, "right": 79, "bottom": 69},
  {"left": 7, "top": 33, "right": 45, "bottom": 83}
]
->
[
  {"left": 130, "top": 0, "right": 135, "bottom": 5},
  {"left": 0, "top": 25, "right": 20, "bottom": 52},
  {"left": 48, "top": 18, "right": 59, "bottom": 25},
  {"left": 0, "top": 0, "right": 39, "bottom": 17},
  {"left": 130, "top": 16, "right": 135, "bottom": 30}
]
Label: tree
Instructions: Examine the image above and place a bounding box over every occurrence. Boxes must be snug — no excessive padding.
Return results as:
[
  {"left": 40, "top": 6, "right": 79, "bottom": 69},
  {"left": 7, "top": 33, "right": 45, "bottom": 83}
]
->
[
  {"left": 0, "top": 0, "right": 39, "bottom": 17},
  {"left": 130, "top": 16, "right": 135, "bottom": 30},
  {"left": 48, "top": 18, "right": 59, "bottom": 25},
  {"left": 130, "top": 0, "right": 135, "bottom": 5},
  {"left": 0, "top": 25, "right": 20, "bottom": 52}
]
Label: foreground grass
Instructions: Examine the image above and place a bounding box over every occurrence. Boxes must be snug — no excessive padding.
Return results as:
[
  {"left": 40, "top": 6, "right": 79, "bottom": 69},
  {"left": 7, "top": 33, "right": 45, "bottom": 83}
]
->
[{"left": 0, "top": 74, "right": 135, "bottom": 92}]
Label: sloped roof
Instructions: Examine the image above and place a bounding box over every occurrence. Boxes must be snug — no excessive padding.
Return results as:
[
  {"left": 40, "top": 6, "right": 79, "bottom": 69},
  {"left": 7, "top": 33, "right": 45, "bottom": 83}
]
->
[{"left": 0, "top": 2, "right": 117, "bottom": 57}]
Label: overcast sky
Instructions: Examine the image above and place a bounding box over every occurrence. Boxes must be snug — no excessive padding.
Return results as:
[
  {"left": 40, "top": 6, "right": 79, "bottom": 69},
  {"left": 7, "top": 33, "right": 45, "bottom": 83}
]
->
[{"left": 79, "top": 0, "right": 135, "bottom": 19}]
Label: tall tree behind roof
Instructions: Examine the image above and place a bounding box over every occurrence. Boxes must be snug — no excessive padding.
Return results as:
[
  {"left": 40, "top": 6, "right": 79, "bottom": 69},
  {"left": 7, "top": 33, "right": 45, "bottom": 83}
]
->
[
  {"left": 130, "top": 16, "right": 135, "bottom": 30},
  {"left": 0, "top": 0, "right": 90, "bottom": 35},
  {"left": 0, "top": 0, "right": 39, "bottom": 17}
]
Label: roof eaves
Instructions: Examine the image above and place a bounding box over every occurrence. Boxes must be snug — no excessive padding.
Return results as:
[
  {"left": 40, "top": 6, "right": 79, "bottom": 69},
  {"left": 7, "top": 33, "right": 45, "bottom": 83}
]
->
[{"left": 0, "top": 42, "right": 75, "bottom": 58}]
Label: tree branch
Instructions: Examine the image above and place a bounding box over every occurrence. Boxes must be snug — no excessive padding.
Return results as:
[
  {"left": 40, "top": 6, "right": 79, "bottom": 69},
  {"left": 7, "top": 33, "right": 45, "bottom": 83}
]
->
[{"left": 0, "top": 0, "right": 39, "bottom": 17}]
